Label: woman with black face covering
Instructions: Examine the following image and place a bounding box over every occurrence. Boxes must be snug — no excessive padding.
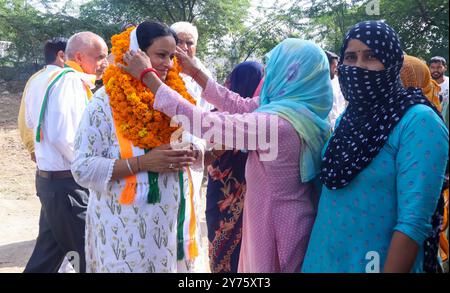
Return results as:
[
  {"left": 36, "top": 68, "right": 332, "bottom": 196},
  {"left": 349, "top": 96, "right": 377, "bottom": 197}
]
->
[{"left": 302, "top": 21, "right": 448, "bottom": 273}]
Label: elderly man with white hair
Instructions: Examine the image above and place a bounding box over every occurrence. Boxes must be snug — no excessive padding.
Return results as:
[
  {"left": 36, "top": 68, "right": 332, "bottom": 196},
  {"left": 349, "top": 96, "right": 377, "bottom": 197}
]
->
[
  {"left": 171, "top": 21, "right": 213, "bottom": 272},
  {"left": 171, "top": 21, "right": 214, "bottom": 111},
  {"left": 24, "top": 31, "right": 108, "bottom": 273}
]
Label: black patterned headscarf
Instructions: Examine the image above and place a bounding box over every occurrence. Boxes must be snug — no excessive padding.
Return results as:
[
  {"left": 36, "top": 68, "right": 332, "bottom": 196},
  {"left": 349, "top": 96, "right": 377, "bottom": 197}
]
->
[{"left": 320, "top": 21, "right": 440, "bottom": 190}]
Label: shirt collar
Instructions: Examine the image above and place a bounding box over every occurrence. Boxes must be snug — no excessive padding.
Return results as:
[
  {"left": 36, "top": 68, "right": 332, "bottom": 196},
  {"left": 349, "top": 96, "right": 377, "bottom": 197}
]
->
[{"left": 65, "top": 60, "right": 85, "bottom": 73}]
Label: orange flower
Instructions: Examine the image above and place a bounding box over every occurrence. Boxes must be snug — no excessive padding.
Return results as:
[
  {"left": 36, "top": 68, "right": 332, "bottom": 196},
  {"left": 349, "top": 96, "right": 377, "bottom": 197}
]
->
[{"left": 104, "top": 27, "right": 196, "bottom": 149}]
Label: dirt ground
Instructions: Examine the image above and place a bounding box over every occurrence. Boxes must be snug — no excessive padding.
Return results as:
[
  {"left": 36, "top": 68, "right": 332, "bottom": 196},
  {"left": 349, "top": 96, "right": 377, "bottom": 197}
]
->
[
  {"left": 0, "top": 81, "right": 209, "bottom": 273},
  {"left": 0, "top": 81, "right": 40, "bottom": 273}
]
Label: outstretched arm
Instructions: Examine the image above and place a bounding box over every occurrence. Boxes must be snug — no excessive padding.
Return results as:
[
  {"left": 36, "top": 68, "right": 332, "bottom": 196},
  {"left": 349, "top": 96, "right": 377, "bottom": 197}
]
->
[
  {"left": 176, "top": 47, "right": 260, "bottom": 114},
  {"left": 200, "top": 79, "right": 260, "bottom": 114},
  {"left": 121, "top": 49, "right": 259, "bottom": 114},
  {"left": 119, "top": 50, "right": 279, "bottom": 155}
]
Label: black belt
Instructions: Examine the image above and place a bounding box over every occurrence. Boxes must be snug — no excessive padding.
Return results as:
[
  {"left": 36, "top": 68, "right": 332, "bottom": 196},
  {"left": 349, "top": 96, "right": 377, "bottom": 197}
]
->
[{"left": 36, "top": 169, "right": 73, "bottom": 180}]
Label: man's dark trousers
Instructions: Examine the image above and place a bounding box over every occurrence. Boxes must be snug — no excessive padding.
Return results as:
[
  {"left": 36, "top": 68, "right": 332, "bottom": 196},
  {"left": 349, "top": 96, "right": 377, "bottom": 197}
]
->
[{"left": 24, "top": 173, "right": 88, "bottom": 273}]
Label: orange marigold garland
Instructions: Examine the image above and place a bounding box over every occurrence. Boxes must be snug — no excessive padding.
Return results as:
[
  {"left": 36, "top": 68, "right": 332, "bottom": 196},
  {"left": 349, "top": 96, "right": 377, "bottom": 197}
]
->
[{"left": 103, "top": 27, "right": 196, "bottom": 149}]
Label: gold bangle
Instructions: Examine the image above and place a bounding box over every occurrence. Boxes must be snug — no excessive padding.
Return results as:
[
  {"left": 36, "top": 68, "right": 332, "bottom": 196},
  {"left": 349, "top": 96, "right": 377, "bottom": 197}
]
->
[{"left": 125, "top": 159, "right": 133, "bottom": 175}]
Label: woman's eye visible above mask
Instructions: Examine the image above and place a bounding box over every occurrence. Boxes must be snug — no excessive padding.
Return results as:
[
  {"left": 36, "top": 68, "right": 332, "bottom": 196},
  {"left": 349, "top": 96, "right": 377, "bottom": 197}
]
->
[
  {"left": 365, "top": 51, "right": 378, "bottom": 61},
  {"left": 344, "top": 53, "right": 356, "bottom": 61},
  {"left": 169, "top": 54, "right": 175, "bottom": 60}
]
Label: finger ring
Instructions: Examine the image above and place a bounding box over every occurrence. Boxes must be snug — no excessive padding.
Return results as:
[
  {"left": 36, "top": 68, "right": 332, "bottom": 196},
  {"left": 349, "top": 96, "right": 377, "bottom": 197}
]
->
[{"left": 169, "top": 163, "right": 174, "bottom": 169}]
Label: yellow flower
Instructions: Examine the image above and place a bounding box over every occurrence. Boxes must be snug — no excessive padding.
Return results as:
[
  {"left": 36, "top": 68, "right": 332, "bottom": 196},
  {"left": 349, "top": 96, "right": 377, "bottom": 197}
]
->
[
  {"left": 138, "top": 128, "right": 148, "bottom": 138},
  {"left": 120, "top": 123, "right": 130, "bottom": 132}
]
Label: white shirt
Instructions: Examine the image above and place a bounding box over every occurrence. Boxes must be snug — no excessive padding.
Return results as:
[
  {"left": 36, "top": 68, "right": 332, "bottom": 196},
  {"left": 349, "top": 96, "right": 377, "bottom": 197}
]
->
[
  {"left": 181, "top": 57, "right": 214, "bottom": 111},
  {"left": 328, "top": 77, "right": 347, "bottom": 129},
  {"left": 438, "top": 75, "right": 449, "bottom": 105},
  {"left": 25, "top": 65, "right": 92, "bottom": 171}
]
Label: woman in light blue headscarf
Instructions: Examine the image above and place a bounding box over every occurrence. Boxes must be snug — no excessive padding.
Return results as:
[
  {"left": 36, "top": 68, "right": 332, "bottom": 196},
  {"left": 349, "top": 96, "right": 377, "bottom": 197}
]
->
[
  {"left": 120, "top": 37, "right": 333, "bottom": 272},
  {"left": 256, "top": 39, "right": 334, "bottom": 182}
]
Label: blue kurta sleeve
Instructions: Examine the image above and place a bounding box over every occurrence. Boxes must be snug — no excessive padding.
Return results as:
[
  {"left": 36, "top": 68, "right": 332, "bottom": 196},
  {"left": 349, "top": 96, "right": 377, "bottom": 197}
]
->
[{"left": 394, "top": 105, "right": 449, "bottom": 244}]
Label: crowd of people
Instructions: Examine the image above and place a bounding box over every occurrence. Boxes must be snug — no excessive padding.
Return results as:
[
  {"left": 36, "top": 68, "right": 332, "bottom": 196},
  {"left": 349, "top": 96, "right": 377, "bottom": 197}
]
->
[{"left": 17, "top": 18, "right": 449, "bottom": 273}]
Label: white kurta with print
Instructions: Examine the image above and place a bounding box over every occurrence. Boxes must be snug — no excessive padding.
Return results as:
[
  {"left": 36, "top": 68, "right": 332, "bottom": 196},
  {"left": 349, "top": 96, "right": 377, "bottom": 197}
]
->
[{"left": 72, "top": 88, "right": 205, "bottom": 273}]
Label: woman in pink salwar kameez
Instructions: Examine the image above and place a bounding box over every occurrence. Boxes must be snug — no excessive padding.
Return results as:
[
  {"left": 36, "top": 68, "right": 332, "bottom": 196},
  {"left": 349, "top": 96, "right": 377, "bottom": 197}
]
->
[{"left": 121, "top": 38, "right": 333, "bottom": 272}]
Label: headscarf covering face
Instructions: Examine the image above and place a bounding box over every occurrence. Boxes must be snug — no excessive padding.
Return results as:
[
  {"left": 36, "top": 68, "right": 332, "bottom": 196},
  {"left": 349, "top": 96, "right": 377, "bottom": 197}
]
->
[
  {"left": 228, "top": 61, "right": 264, "bottom": 98},
  {"left": 255, "top": 38, "right": 333, "bottom": 183},
  {"left": 401, "top": 55, "right": 442, "bottom": 111},
  {"left": 320, "top": 20, "right": 440, "bottom": 190}
]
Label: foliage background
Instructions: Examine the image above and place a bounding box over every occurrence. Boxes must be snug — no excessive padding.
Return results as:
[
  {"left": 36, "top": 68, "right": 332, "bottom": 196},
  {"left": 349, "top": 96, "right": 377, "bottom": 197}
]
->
[{"left": 0, "top": 0, "right": 448, "bottom": 83}]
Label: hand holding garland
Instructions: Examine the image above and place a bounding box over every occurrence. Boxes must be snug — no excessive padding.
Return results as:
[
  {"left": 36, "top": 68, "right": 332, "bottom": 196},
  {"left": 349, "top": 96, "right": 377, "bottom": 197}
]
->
[
  {"left": 119, "top": 48, "right": 209, "bottom": 95},
  {"left": 119, "top": 49, "right": 164, "bottom": 94},
  {"left": 174, "top": 47, "right": 209, "bottom": 89}
]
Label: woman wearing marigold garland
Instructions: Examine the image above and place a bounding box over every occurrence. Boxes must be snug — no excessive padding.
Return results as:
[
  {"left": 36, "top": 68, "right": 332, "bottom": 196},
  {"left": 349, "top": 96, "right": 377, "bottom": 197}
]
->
[{"left": 71, "top": 21, "right": 207, "bottom": 273}]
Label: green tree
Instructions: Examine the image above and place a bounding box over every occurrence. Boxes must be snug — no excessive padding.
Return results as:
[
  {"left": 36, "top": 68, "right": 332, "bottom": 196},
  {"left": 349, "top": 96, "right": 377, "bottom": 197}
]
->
[
  {"left": 377, "top": 0, "right": 449, "bottom": 62},
  {"left": 302, "top": 0, "right": 449, "bottom": 62},
  {"left": 78, "top": 0, "right": 251, "bottom": 59},
  {"left": 303, "top": 0, "right": 368, "bottom": 54},
  {"left": 0, "top": 0, "right": 49, "bottom": 72},
  {"left": 1, "top": 0, "right": 448, "bottom": 81},
  {"left": 0, "top": 0, "right": 96, "bottom": 77},
  {"left": 75, "top": 0, "right": 251, "bottom": 81},
  {"left": 210, "top": 0, "right": 307, "bottom": 82}
]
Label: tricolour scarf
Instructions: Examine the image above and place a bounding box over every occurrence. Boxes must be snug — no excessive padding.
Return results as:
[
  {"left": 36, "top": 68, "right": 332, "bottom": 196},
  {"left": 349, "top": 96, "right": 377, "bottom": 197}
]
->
[
  {"left": 36, "top": 61, "right": 94, "bottom": 142},
  {"left": 112, "top": 110, "right": 198, "bottom": 260}
]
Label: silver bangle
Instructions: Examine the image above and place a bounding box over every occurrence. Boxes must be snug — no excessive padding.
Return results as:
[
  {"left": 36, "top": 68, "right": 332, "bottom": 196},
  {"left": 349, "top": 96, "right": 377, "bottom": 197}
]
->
[{"left": 125, "top": 159, "right": 133, "bottom": 175}]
